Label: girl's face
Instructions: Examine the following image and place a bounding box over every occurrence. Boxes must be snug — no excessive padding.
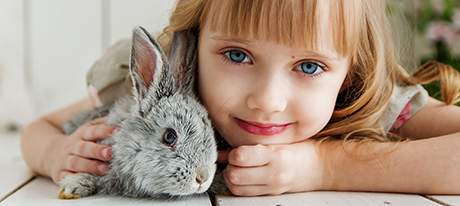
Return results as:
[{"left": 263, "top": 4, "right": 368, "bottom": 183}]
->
[{"left": 197, "top": 17, "right": 350, "bottom": 148}]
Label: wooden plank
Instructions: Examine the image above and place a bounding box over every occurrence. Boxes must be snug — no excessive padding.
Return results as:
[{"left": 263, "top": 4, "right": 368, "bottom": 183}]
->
[
  {"left": 427, "top": 195, "right": 459, "bottom": 206},
  {"left": 216, "top": 192, "right": 442, "bottom": 206},
  {"left": 27, "top": 0, "right": 102, "bottom": 117},
  {"left": 0, "top": 176, "right": 212, "bottom": 206},
  {"left": 0, "top": 0, "right": 24, "bottom": 64},
  {"left": 0, "top": 132, "right": 35, "bottom": 201},
  {"left": 108, "top": 0, "right": 175, "bottom": 47},
  {"left": 0, "top": 0, "right": 35, "bottom": 131}
]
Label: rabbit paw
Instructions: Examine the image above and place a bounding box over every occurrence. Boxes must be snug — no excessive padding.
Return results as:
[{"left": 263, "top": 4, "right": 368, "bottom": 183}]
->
[{"left": 57, "top": 174, "right": 96, "bottom": 199}]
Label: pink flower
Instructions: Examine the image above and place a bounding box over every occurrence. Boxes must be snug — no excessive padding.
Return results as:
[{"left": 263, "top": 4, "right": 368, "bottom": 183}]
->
[{"left": 426, "top": 21, "right": 460, "bottom": 46}]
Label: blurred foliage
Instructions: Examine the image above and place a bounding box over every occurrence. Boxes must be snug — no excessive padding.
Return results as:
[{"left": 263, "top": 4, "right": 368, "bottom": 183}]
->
[
  {"left": 414, "top": 0, "right": 458, "bottom": 31},
  {"left": 388, "top": 0, "right": 460, "bottom": 102}
]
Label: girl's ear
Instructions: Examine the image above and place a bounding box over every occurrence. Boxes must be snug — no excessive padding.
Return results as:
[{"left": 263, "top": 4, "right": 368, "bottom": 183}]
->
[
  {"left": 167, "top": 29, "right": 198, "bottom": 94},
  {"left": 129, "top": 26, "right": 172, "bottom": 100}
]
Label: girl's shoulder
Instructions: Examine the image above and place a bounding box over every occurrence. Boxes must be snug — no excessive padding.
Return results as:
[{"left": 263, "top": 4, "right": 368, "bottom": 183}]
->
[{"left": 380, "top": 84, "right": 429, "bottom": 133}]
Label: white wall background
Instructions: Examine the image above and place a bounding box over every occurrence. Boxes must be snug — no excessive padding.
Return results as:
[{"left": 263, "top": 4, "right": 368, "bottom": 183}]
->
[
  {"left": 0, "top": 0, "right": 175, "bottom": 130},
  {"left": 1, "top": 0, "right": 458, "bottom": 131}
]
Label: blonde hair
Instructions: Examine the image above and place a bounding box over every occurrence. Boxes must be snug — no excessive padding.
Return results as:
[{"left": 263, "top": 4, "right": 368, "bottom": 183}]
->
[{"left": 159, "top": 0, "right": 460, "bottom": 144}]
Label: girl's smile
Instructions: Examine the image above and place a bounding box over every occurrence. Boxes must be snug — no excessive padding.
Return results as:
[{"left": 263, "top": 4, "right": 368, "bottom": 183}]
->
[{"left": 234, "top": 118, "right": 293, "bottom": 136}]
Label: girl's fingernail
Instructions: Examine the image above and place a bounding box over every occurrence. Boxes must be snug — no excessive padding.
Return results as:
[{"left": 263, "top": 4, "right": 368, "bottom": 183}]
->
[
  {"left": 111, "top": 128, "right": 120, "bottom": 135},
  {"left": 102, "top": 148, "right": 111, "bottom": 159},
  {"left": 97, "top": 164, "right": 107, "bottom": 174}
]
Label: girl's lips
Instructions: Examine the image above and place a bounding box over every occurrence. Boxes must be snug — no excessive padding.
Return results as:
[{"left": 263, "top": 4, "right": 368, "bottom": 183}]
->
[{"left": 234, "top": 118, "right": 291, "bottom": 136}]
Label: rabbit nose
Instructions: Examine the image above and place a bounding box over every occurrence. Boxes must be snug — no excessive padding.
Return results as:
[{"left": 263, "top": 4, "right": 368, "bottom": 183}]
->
[{"left": 196, "top": 166, "right": 211, "bottom": 185}]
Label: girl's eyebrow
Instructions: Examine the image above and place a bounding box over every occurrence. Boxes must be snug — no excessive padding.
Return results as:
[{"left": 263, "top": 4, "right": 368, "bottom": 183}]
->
[
  {"left": 210, "top": 35, "right": 254, "bottom": 46},
  {"left": 293, "top": 51, "right": 341, "bottom": 61},
  {"left": 210, "top": 35, "right": 342, "bottom": 61}
]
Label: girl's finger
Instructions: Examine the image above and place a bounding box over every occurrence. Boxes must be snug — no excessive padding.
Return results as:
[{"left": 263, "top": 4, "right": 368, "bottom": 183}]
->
[
  {"left": 81, "top": 124, "right": 119, "bottom": 142},
  {"left": 88, "top": 116, "right": 109, "bottom": 125},
  {"left": 223, "top": 170, "right": 285, "bottom": 196},
  {"left": 217, "top": 148, "right": 232, "bottom": 163},
  {"left": 64, "top": 154, "right": 109, "bottom": 175},
  {"left": 72, "top": 141, "right": 112, "bottom": 161},
  {"left": 228, "top": 144, "right": 272, "bottom": 167},
  {"left": 225, "top": 184, "right": 285, "bottom": 196},
  {"left": 225, "top": 164, "right": 270, "bottom": 185}
]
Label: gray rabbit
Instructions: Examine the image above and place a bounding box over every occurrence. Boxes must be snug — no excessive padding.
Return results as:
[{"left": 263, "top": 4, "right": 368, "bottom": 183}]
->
[{"left": 58, "top": 26, "right": 218, "bottom": 199}]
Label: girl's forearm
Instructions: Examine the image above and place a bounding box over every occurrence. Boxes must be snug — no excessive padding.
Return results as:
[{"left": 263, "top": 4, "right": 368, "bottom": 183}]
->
[{"left": 320, "top": 133, "right": 460, "bottom": 194}]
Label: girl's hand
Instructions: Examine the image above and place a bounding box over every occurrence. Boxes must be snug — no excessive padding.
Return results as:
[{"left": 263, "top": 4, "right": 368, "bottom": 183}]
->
[
  {"left": 47, "top": 117, "right": 118, "bottom": 184},
  {"left": 219, "top": 140, "right": 324, "bottom": 196}
]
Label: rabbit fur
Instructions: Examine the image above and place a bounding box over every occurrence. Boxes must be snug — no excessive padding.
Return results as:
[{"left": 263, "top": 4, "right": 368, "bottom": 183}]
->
[{"left": 58, "top": 26, "right": 218, "bottom": 199}]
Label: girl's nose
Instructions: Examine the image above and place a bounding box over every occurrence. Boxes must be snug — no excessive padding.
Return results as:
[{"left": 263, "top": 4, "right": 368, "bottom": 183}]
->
[{"left": 246, "top": 73, "right": 288, "bottom": 114}]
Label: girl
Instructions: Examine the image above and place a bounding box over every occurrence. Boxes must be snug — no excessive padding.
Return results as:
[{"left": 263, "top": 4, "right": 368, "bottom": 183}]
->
[{"left": 21, "top": 0, "right": 460, "bottom": 196}]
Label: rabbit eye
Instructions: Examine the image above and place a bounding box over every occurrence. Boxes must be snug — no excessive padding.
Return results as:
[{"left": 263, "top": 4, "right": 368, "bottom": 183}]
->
[{"left": 162, "top": 129, "right": 177, "bottom": 147}]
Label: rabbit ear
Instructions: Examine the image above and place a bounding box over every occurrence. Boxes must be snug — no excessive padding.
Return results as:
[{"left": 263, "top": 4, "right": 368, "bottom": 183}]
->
[
  {"left": 167, "top": 30, "right": 198, "bottom": 94},
  {"left": 130, "top": 26, "right": 175, "bottom": 101}
]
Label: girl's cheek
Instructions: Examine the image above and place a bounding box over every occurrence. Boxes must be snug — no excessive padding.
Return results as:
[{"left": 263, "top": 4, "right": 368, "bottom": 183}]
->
[{"left": 197, "top": 62, "right": 230, "bottom": 122}]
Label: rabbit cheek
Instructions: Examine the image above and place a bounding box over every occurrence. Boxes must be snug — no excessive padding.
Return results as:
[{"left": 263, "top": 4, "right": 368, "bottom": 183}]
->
[{"left": 170, "top": 166, "right": 211, "bottom": 195}]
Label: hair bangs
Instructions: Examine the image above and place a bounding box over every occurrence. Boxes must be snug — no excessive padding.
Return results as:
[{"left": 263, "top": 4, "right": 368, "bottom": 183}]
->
[{"left": 202, "top": 0, "right": 361, "bottom": 58}]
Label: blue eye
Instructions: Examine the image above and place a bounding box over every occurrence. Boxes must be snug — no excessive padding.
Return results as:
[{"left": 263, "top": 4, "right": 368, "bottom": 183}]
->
[
  {"left": 224, "top": 50, "right": 252, "bottom": 63},
  {"left": 296, "top": 62, "right": 324, "bottom": 75},
  {"left": 162, "top": 129, "right": 177, "bottom": 147}
]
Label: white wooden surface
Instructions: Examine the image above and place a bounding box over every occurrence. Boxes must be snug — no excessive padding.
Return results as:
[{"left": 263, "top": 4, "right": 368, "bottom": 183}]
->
[
  {"left": 0, "top": 176, "right": 212, "bottom": 206},
  {"left": 216, "top": 192, "right": 443, "bottom": 206},
  {"left": 0, "top": 132, "right": 34, "bottom": 202},
  {"left": 428, "top": 195, "right": 460, "bottom": 206}
]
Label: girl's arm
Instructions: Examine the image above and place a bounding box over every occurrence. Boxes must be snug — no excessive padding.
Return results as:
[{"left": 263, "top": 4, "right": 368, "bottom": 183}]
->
[
  {"left": 320, "top": 97, "right": 460, "bottom": 194},
  {"left": 20, "top": 98, "right": 117, "bottom": 184},
  {"left": 320, "top": 131, "right": 460, "bottom": 194},
  {"left": 397, "top": 97, "right": 460, "bottom": 139}
]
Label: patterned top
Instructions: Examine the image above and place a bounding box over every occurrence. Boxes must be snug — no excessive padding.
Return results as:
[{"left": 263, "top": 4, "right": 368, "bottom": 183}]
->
[
  {"left": 380, "top": 84, "right": 429, "bottom": 133},
  {"left": 389, "top": 102, "right": 412, "bottom": 133}
]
